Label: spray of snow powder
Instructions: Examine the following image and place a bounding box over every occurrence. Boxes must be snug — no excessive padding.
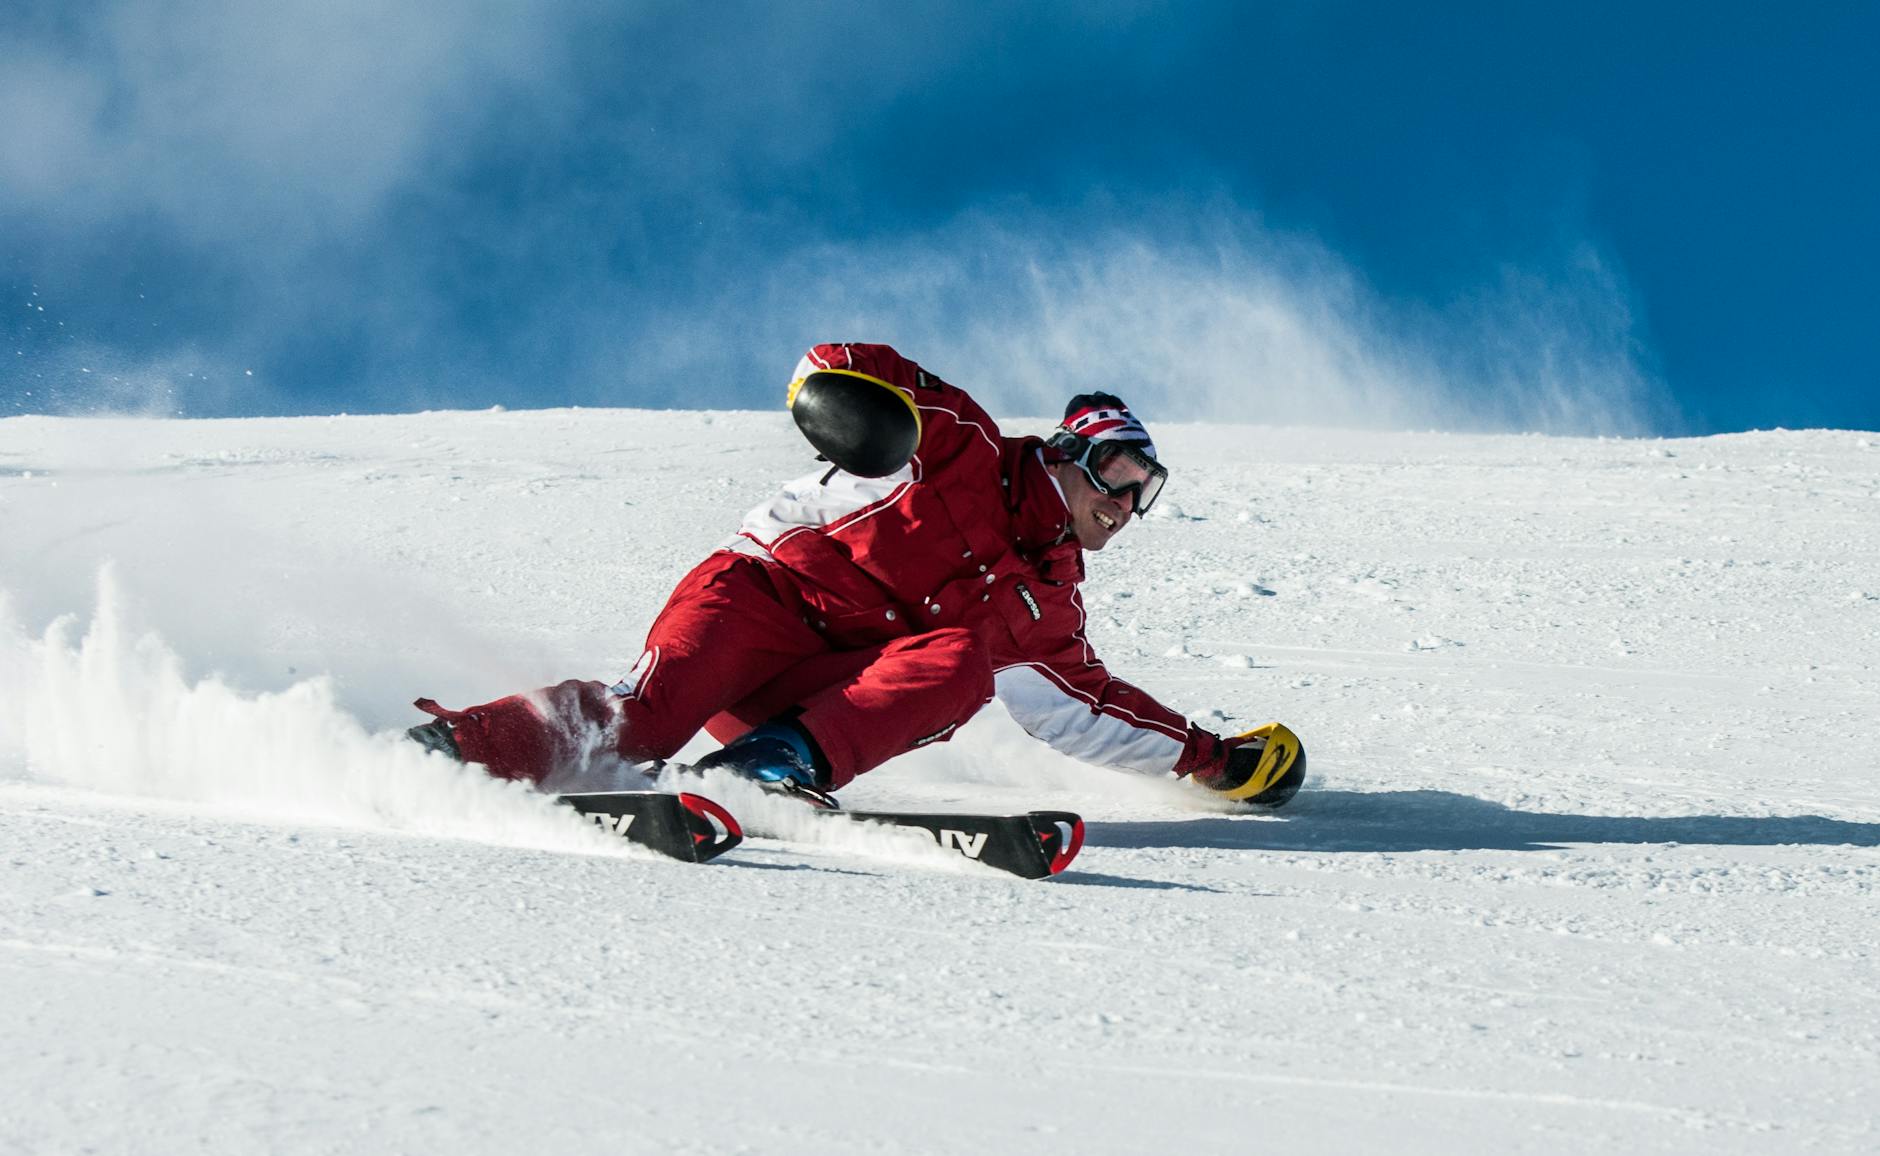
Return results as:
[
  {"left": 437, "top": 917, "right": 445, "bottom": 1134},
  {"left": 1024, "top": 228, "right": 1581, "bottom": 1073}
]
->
[{"left": 0, "top": 566, "right": 619, "bottom": 855}]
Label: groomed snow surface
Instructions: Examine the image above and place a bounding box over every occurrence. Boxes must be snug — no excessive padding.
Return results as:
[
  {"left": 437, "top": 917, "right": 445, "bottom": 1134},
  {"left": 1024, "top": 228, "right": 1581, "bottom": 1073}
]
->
[{"left": 3, "top": 409, "right": 1877, "bottom": 1154}]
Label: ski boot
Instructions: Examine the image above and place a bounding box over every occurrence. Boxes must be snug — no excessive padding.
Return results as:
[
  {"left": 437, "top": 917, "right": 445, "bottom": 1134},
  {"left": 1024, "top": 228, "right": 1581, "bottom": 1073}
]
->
[
  {"left": 407, "top": 716, "right": 463, "bottom": 761},
  {"left": 688, "top": 720, "right": 841, "bottom": 810}
]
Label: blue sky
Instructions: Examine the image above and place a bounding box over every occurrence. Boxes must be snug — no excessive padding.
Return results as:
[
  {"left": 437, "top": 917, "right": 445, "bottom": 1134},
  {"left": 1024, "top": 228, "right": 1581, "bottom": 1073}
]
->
[{"left": 3, "top": 2, "right": 1875, "bottom": 434}]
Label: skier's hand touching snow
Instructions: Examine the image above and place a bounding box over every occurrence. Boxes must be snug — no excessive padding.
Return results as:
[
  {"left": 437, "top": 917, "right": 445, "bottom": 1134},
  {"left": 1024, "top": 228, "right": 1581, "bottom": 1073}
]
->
[{"left": 1174, "top": 723, "right": 1306, "bottom": 809}]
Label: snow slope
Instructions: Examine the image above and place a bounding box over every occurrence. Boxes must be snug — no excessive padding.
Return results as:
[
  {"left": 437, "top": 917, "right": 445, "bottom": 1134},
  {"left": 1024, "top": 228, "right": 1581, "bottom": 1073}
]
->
[{"left": 2, "top": 409, "right": 1877, "bottom": 1154}]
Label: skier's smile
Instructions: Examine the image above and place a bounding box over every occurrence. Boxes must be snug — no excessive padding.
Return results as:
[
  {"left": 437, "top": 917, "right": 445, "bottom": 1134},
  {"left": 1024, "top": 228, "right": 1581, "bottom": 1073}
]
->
[{"left": 1052, "top": 463, "right": 1132, "bottom": 550}]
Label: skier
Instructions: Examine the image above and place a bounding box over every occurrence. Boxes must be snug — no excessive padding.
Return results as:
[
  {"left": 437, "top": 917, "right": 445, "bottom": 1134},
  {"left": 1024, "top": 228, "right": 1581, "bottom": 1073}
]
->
[{"left": 408, "top": 342, "right": 1303, "bottom": 808}]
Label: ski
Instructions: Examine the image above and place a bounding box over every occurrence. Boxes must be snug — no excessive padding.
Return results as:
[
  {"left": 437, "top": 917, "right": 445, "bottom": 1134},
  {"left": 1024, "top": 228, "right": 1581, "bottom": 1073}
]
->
[
  {"left": 558, "top": 790, "right": 743, "bottom": 864},
  {"left": 559, "top": 787, "right": 1085, "bottom": 879},
  {"left": 819, "top": 807, "right": 1086, "bottom": 879},
  {"left": 669, "top": 766, "right": 1084, "bottom": 878}
]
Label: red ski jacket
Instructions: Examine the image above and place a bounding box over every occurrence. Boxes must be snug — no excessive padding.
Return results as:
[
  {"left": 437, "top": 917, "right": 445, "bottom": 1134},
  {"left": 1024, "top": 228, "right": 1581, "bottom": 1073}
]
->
[{"left": 724, "top": 343, "right": 1193, "bottom": 775}]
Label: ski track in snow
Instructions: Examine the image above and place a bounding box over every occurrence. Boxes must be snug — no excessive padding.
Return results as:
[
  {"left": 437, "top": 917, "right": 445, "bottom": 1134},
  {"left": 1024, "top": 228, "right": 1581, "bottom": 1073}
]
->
[{"left": 2, "top": 410, "right": 1878, "bottom": 1153}]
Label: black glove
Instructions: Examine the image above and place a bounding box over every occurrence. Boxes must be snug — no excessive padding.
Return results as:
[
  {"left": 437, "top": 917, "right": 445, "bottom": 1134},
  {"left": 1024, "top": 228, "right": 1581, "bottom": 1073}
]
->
[{"left": 789, "top": 369, "right": 921, "bottom": 477}]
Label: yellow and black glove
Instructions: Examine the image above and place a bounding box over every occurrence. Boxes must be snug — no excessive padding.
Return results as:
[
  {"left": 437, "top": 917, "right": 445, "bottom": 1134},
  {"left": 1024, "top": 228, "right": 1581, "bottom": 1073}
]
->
[{"left": 1175, "top": 722, "right": 1307, "bottom": 808}]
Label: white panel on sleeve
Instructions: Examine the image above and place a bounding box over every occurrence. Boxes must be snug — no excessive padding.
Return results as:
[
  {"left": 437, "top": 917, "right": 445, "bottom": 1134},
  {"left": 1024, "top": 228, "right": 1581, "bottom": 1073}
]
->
[
  {"left": 995, "top": 664, "right": 1185, "bottom": 776},
  {"left": 730, "top": 461, "right": 917, "bottom": 546}
]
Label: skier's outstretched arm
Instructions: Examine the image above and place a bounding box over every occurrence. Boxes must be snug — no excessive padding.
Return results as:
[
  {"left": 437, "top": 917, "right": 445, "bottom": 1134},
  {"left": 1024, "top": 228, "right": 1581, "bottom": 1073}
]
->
[{"left": 995, "top": 587, "right": 1304, "bottom": 807}]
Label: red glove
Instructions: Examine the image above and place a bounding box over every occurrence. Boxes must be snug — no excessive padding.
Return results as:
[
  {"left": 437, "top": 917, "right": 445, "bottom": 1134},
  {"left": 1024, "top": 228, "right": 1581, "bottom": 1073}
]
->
[{"left": 1173, "top": 724, "right": 1260, "bottom": 790}]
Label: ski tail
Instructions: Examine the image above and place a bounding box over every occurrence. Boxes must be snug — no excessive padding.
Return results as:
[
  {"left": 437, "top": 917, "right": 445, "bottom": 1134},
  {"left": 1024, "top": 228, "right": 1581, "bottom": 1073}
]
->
[
  {"left": 559, "top": 790, "right": 743, "bottom": 863},
  {"left": 1029, "top": 810, "right": 1085, "bottom": 877}
]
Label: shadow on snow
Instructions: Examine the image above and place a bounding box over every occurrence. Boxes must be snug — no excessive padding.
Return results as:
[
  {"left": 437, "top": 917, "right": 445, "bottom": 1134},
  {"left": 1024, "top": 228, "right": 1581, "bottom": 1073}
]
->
[
  {"left": 1099, "top": 790, "right": 1880, "bottom": 854},
  {"left": 1054, "top": 871, "right": 1223, "bottom": 893}
]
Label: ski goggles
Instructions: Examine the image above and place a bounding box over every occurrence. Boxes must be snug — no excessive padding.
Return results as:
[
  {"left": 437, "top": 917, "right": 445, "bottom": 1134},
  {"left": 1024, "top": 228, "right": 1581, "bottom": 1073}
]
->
[{"left": 1051, "top": 432, "right": 1168, "bottom": 514}]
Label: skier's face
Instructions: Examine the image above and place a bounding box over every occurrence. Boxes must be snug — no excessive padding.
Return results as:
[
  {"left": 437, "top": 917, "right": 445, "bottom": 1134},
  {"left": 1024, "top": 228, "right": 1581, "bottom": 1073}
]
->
[{"left": 1053, "top": 461, "right": 1133, "bottom": 550}]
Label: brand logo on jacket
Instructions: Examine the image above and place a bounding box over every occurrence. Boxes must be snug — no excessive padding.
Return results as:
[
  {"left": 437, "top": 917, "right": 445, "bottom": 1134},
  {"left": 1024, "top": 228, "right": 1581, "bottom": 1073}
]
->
[
  {"left": 1015, "top": 582, "right": 1042, "bottom": 621},
  {"left": 910, "top": 722, "right": 959, "bottom": 748}
]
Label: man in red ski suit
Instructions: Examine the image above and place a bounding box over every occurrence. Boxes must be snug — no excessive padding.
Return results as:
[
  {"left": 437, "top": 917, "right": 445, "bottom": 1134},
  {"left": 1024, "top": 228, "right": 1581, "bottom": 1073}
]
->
[{"left": 410, "top": 343, "right": 1302, "bottom": 807}]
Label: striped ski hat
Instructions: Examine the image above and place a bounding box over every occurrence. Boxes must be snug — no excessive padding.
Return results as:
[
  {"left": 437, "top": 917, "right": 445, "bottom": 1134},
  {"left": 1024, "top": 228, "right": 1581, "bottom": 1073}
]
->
[{"left": 1058, "top": 392, "right": 1156, "bottom": 458}]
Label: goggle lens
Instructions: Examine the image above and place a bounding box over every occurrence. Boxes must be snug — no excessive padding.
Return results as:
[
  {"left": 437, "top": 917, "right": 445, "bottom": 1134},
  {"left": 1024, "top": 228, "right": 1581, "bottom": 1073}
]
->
[{"left": 1083, "top": 440, "right": 1167, "bottom": 514}]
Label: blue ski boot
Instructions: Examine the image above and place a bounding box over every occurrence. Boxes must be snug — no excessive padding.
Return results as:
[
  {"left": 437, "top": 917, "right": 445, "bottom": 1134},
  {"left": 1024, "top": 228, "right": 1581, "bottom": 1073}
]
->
[{"left": 690, "top": 720, "right": 840, "bottom": 809}]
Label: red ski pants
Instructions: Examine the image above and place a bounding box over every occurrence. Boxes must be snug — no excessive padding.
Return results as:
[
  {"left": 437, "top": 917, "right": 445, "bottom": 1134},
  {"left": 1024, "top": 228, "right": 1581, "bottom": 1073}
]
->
[{"left": 425, "top": 553, "right": 994, "bottom": 787}]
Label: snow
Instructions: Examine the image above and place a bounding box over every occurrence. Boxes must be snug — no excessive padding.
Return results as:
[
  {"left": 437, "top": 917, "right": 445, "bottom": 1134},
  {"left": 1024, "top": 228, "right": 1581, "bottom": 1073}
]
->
[{"left": 2, "top": 409, "right": 1878, "bottom": 1153}]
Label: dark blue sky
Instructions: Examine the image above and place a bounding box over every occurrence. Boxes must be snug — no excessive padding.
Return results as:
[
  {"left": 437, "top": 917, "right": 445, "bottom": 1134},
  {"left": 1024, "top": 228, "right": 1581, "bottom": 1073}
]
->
[{"left": 4, "top": 2, "right": 1875, "bottom": 433}]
